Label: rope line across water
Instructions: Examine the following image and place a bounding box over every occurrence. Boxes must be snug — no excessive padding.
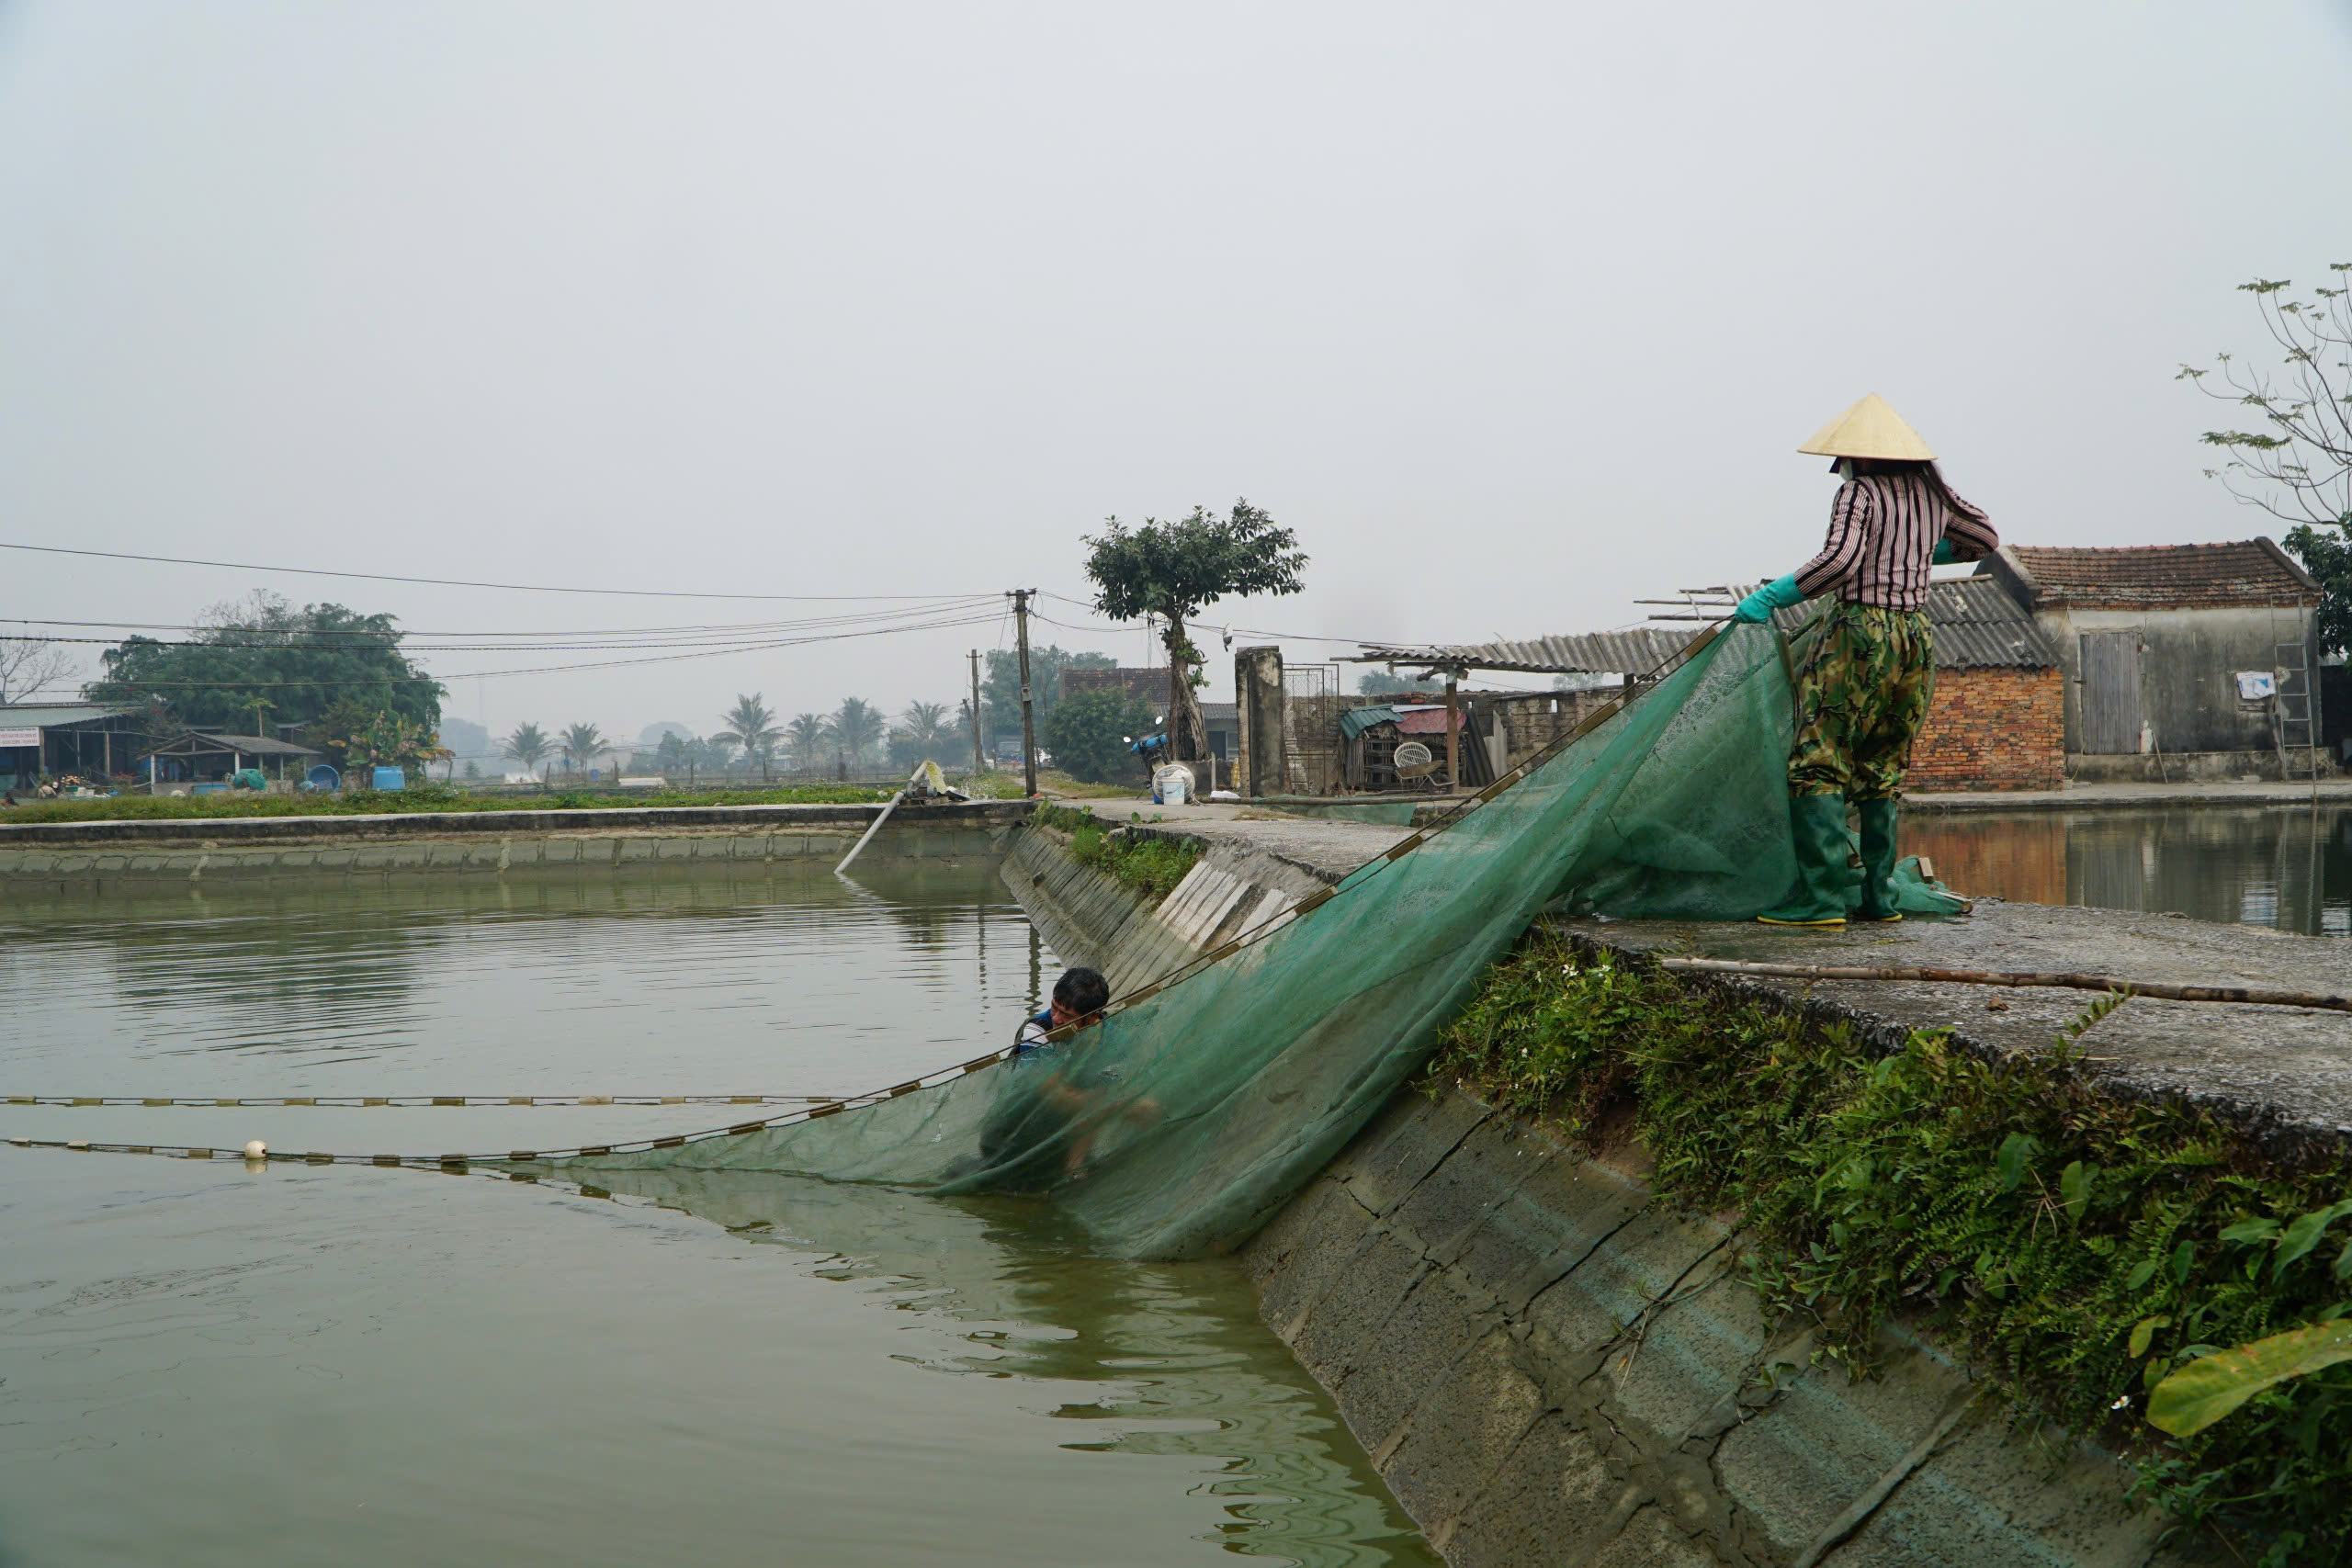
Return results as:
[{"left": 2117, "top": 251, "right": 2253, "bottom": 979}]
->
[{"left": 4, "top": 1051, "right": 1012, "bottom": 1168}]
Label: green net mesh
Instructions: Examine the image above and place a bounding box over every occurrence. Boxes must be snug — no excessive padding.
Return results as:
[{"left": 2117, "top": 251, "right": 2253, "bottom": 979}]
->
[{"left": 530, "top": 624, "right": 1961, "bottom": 1258}]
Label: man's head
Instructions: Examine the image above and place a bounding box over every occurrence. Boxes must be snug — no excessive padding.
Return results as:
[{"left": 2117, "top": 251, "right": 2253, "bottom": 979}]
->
[{"left": 1048, "top": 966, "right": 1111, "bottom": 1027}]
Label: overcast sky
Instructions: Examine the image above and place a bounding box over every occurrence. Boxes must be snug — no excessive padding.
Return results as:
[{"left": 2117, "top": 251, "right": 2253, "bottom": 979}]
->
[{"left": 4, "top": 2, "right": 2348, "bottom": 742}]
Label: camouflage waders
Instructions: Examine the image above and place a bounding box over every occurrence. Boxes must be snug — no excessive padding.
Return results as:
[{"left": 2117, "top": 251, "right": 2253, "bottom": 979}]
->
[{"left": 1786, "top": 602, "right": 1935, "bottom": 801}]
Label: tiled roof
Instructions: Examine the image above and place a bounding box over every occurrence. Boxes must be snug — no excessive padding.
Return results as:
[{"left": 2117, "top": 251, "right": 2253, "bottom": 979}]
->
[{"left": 2002, "top": 540, "right": 2315, "bottom": 609}]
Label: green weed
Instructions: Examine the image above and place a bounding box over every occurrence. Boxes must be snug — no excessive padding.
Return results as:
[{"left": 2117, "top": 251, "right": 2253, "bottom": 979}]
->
[{"left": 1431, "top": 931, "right": 2352, "bottom": 1564}]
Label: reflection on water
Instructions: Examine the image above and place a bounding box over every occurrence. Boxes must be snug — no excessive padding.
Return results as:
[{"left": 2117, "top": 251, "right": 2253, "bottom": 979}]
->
[
  {"left": 0, "top": 863, "right": 1436, "bottom": 1566},
  {"left": 1907, "top": 804, "right": 2351, "bottom": 936}
]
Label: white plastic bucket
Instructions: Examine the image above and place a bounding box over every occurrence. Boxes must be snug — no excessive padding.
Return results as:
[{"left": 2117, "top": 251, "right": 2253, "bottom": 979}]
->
[{"left": 1152, "top": 764, "right": 1193, "bottom": 806}]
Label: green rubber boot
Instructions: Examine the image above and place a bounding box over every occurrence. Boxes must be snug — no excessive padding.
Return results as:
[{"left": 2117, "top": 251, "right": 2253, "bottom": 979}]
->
[
  {"left": 1854, "top": 797, "right": 1903, "bottom": 922},
  {"left": 1758, "top": 793, "right": 1850, "bottom": 927}
]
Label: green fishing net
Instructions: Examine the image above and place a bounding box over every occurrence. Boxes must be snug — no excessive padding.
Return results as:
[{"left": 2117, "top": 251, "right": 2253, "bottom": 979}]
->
[{"left": 529, "top": 624, "right": 1962, "bottom": 1258}]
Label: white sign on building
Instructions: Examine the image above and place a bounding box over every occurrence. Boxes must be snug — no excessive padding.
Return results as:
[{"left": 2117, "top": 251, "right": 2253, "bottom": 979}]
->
[{"left": 0, "top": 727, "right": 41, "bottom": 748}]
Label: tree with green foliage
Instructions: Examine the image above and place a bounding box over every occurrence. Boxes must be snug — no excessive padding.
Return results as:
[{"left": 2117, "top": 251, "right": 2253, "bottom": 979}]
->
[
  {"left": 1084, "top": 499, "right": 1306, "bottom": 761},
  {"left": 1356, "top": 671, "right": 1423, "bottom": 696},
  {"left": 502, "top": 721, "right": 552, "bottom": 777},
  {"left": 889, "top": 699, "right": 956, "bottom": 769},
  {"left": 559, "top": 722, "right": 605, "bottom": 778},
  {"left": 784, "top": 713, "right": 831, "bottom": 775},
  {"left": 86, "top": 592, "right": 443, "bottom": 735},
  {"left": 314, "top": 701, "right": 441, "bottom": 779},
  {"left": 831, "top": 696, "right": 885, "bottom": 775},
  {"left": 1042, "top": 688, "right": 1153, "bottom": 784},
  {"left": 715, "top": 694, "right": 783, "bottom": 782},
  {"left": 979, "top": 646, "right": 1114, "bottom": 747},
  {"left": 2180, "top": 266, "right": 2352, "bottom": 659}
]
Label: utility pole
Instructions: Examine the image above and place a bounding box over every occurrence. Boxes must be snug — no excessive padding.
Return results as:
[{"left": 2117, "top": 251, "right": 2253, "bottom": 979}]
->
[
  {"left": 969, "top": 649, "right": 986, "bottom": 778},
  {"left": 1011, "top": 589, "right": 1038, "bottom": 797}
]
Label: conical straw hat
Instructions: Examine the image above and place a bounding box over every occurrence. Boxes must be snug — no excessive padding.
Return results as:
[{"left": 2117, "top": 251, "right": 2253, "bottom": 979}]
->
[{"left": 1798, "top": 393, "right": 1937, "bottom": 461}]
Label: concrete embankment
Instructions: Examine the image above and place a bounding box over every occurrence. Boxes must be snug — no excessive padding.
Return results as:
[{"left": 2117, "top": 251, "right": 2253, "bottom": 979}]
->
[
  {"left": 0, "top": 799, "right": 1032, "bottom": 888},
  {"left": 1005, "top": 804, "right": 2346, "bottom": 1566}
]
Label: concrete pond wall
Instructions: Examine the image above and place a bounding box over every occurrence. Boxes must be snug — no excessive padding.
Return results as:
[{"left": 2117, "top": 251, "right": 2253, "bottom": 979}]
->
[
  {"left": 1006, "top": 821, "right": 2224, "bottom": 1568},
  {"left": 0, "top": 800, "right": 1032, "bottom": 890}
]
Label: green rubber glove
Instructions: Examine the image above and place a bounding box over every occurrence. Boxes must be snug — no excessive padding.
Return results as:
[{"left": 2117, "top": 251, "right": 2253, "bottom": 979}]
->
[
  {"left": 1933, "top": 537, "right": 1958, "bottom": 565},
  {"left": 1732, "top": 574, "right": 1803, "bottom": 625}
]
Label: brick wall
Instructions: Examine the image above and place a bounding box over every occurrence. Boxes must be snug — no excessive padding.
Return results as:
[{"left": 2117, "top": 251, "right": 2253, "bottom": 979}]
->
[{"left": 1908, "top": 667, "right": 2064, "bottom": 792}]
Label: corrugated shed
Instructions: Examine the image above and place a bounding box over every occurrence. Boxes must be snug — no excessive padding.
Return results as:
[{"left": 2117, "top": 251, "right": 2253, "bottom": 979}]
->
[
  {"left": 0, "top": 703, "right": 139, "bottom": 728},
  {"left": 2002, "top": 540, "right": 2316, "bottom": 609},
  {"left": 1354, "top": 576, "right": 2056, "bottom": 676}
]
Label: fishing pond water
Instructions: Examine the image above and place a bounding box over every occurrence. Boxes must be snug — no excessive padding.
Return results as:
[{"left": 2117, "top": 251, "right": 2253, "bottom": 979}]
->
[
  {"left": 0, "top": 863, "right": 1437, "bottom": 1568},
  {"left": 1909, "top": 803, "right": 2351, "bottom": 937}
]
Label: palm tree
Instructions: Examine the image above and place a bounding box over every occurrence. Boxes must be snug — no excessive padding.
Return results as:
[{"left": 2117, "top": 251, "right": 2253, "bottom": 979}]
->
[
  {"left": 900, "top": 700, "right": 951, "bottom": 751},
  {"left": 785, "top": 713, "right": 831, "bottom": 776},
  {"left": 714, "top": 694, "right": 784, "bottom": 783},
  {"left": 832, "top": 696, "right": 885, "bottom": 778},
  {"left": 560, "top": 722, "right": 605, "bottom": 780},
  {"left": 502, "top": 722, "right": 551, "bottom": 779}
]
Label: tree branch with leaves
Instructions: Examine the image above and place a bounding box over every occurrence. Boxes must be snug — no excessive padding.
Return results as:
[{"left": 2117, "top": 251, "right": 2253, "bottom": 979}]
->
[{"left": 2179, "top": 265, "right": 2352, "bottom": 657}]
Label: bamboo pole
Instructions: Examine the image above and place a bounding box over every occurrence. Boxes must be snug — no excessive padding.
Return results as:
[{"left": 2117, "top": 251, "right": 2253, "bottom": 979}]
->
[{"left": 1654, "top": 957, "right": 2351, "bottom": 1014}]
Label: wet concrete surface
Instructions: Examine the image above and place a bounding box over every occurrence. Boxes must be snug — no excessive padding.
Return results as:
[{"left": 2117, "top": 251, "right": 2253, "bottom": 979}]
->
[{"left": 1577, "top": 902, "right": 2352, "bottom": 1151}]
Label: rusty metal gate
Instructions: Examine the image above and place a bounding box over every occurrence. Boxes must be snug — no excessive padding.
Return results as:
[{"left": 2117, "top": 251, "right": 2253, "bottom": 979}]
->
[{"left": 1283, "top": 662, "right": 1341, "bottom": 795}]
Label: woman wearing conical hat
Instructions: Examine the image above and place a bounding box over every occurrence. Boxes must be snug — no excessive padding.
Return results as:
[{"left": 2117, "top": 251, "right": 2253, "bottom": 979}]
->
[{"left": 1730, "top": 395, "right": 1999, "bottom": 926}]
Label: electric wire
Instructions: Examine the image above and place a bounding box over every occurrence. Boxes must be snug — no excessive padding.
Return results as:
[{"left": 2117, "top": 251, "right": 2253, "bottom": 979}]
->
[{"left": 0, "top": 540, "right": 989, "bottom": 602}]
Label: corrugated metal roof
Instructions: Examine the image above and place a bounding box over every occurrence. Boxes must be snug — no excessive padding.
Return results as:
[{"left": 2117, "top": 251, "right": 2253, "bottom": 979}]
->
[
  {"left": 1353, "top": 627, "right": 1694, "bottom": 677},
  {"left": 0, "top": 702, "right": 139, "bottom": 728},
  {"left": 1354, "top": 576, "right": 2057, "bottom": 675}
]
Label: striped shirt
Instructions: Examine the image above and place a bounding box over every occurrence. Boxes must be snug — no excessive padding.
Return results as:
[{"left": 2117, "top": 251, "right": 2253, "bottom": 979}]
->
[{"left": 1791, "top": 469, "right": 1999, "bottom": 610}]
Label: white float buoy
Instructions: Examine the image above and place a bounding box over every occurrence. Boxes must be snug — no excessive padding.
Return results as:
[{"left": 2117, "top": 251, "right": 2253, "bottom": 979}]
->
[{"left": 243, "top": 1139, "right": 268, "bottom": 1159}]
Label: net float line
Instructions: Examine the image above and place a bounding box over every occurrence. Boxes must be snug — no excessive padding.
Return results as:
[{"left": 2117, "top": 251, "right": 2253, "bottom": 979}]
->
[
  {"left": 4, "top": 1049, "right": 1012, "bottom": 1170},
  {"left": 4, "top": 1093, "right": 853, "bottom": 1110}
]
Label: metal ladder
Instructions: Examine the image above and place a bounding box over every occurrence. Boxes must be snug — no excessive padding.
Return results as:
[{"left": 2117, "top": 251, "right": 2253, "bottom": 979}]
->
[{"left": 2274, "top": 614, "right": 2322, "bottom": 799}]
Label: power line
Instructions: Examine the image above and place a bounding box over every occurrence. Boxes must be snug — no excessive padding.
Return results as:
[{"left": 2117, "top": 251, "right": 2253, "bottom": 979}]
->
[
  {"left": 0, "top": 540, "right": 989, "bottom": 602},
  {"left": 4, "top": 598, "right": 1005, "bottom": 655},
  {"left": 79, "top": 608, "right": 1007, "bottom": 690}
]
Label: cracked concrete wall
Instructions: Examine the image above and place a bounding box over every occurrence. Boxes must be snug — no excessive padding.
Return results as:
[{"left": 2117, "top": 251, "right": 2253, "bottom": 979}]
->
[{"left": 1241, "top": 1089, "right": 2222, "bottom": 1568}]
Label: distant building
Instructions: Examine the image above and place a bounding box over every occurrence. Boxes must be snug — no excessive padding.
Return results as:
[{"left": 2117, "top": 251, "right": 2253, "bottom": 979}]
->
[
  {"left": 0, "top": 702, "right": 143, "bottom": 789},
  {"left": 1982, "top": 540, "right": 2324, "bottom": 780},
  {"left": 138, "top": 731, "right": 323, "bottom": 789}
]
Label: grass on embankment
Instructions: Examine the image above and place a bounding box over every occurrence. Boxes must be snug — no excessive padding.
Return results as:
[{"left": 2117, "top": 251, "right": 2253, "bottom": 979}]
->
[
  {"left": 0, "top": 783, "right": 897, "bottom": 824},
  {"left": 1433, "top": 930, "right": 2350, "bottom": 1565},
  {"left": 1035, "top": 803, "right": 1201, "bottom": 900}
]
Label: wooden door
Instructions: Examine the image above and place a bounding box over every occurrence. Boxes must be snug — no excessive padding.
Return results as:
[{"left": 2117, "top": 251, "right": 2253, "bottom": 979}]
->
[{"left": 2078, "top": 631, "right": 2143, "bottom": 753}]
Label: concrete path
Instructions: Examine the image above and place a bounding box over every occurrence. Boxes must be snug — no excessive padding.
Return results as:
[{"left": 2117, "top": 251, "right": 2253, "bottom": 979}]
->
[{"left": 1073, "top": 800, "right": 2352, "bottom": 1152}]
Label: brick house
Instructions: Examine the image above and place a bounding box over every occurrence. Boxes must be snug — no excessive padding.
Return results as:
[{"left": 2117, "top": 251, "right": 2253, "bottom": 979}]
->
[{"left": 1903, "top": 577, "right": 2064, "bottom": 792}]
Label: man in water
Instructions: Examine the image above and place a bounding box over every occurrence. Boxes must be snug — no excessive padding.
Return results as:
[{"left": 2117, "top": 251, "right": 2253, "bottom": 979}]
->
[
  {"left": 1732, "top": 394, "right": 1999, "bottom": 926},
  {"left": 979, "top": 966, "right": 1156, "bottom": 1187}
]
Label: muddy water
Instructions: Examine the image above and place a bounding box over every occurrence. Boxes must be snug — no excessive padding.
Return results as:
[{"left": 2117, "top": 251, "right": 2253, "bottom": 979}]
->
[
  {"left": 0, "top": 863, "right": 1436, "bottom": 1568},
  {"left": 1906, "top": 803, "right": 2351, "bottom": 936}
]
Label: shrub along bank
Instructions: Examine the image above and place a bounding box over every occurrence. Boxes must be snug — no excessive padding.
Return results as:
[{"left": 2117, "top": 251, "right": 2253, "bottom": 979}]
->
[
  {"left": 1432, "top": 931, "right": 2352, "bottom": 1566},
  {"left": 1035, "top": 804, "right": 1202, "bottom": 901}
]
